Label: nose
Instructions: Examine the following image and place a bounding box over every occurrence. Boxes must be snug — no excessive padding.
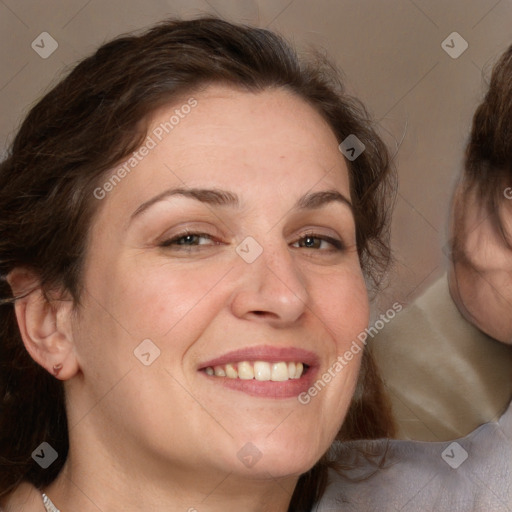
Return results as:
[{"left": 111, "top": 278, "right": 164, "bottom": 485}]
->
[{"left": 230, "top": 240, "right": 309, "bottom": 327}]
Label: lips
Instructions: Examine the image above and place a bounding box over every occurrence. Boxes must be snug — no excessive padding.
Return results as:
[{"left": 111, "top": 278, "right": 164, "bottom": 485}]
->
[{"left": 198, "top": 345, "right": 320, "bottom": 398}]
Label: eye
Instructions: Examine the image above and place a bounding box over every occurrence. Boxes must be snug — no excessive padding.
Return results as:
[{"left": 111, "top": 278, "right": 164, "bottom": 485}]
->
[
  {"left": 292, "top": 233, "right": 344, "bottom": 251},
  {"left": 160, "top": 232, "right": 218, "bottom": 248}
]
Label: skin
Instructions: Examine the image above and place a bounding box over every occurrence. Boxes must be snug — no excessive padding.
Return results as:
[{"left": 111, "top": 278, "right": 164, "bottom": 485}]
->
[
  {"left": 448, "top": 182, "right": 512, "bottom": 344},
  {"left": 5, "top": 85, "right": 369, "bottom": 512}
]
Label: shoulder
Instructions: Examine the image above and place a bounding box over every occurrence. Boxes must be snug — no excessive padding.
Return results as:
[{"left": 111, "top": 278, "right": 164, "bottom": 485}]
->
[{"left": 317, "top": 419, "right": 512, "bottom": 511}]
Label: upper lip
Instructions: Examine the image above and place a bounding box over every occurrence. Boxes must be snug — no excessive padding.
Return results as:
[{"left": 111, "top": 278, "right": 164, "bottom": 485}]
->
[{"left": 198, "top": 345, "right": 320, "bottom": 370}]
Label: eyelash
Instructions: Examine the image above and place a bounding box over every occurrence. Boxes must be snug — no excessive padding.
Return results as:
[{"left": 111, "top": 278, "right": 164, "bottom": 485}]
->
[{"left": 159, "top": 230, "right": 345, "bottom": 252}]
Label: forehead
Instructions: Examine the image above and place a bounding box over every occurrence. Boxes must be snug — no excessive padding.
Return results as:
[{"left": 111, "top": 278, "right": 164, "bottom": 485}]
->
[
  {"left": 161, "top": 84, "right": 341, "bottom": 151},
  {"left": 100, "top": 84, "right": 351, "bottom": 218}
]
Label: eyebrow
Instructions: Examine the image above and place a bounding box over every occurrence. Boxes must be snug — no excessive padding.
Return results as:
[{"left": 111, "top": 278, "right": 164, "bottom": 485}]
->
[{"left": 130, "top": 187, "right": 353, "bottom": 220}]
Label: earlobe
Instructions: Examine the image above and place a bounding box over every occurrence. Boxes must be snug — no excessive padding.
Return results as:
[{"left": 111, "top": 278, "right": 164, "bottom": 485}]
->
[
  {"left": 52, "top": 363, "right": 64, "bottom": 377},
  {"left": 6, "top": 268, "right": 79, "bottom": 380}
]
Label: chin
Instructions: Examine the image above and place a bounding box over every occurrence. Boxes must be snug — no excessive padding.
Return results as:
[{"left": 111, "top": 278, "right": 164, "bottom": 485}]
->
[
  {"left": 236, "top": 454, "right": 319, "bottom": 480},
  {"left": 456, "top": 300, "right": 512, "bottom": 344},
  {"left": 209, "top": 431, "right": 322, "bottom": 480},
  {"left": 477, "top": 321, "right": 512, "bottom": 345},
  {"left": 242, "top": 436, "right": 324, "bottom": 478}
]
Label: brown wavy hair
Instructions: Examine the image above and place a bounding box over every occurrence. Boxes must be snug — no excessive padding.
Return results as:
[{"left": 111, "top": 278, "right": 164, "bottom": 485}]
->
[
  {"left": 463, "top": 43, "right": 512, "bottom": 244},
  {"left": 0, "top": 17, "right": 395, "bottom": 511}
]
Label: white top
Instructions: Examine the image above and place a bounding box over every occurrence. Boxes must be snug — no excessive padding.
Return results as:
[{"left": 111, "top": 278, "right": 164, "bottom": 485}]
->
[{"left": 315, "top": 398, "right": 512, "bottom": 511}]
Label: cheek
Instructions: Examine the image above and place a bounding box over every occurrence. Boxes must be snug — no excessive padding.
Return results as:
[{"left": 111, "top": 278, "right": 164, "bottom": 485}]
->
[
  {"left": 459, "top": 269, "right": 512, "bottom": 343},
  {"left": 72, "top": 256, "right": 230, "bottom": 389},
  {"left": 454, "top": 263, "right": 494, "bottom": 317},
  {"left": 308, "top": 267, "right": 370, "bottom": 348},
  {"left": 100, "top": 257, "right": 230, "bottom": 338},
  {"left": 306, "top": 267, "right": 368, "bottom": 414}
]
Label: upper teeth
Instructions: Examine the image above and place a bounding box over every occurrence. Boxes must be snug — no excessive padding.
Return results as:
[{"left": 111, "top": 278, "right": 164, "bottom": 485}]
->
[{"left": 204, "top": 361, "right": 304, "bottom": 381}]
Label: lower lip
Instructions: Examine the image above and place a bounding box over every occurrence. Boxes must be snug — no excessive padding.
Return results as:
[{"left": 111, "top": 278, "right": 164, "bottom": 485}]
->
[{"left": 199, "top": 367, "right": 318, "bottom": 399}]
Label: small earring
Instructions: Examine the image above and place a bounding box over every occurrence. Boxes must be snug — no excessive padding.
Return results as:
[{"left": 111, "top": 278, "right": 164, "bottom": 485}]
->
[{"left": 52, "top": 363, "right": 63, "bottom": 377}]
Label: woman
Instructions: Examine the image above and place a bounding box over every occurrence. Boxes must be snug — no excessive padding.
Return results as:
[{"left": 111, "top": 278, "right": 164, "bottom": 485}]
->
[{"left": 0, "top": 17, "right": 395, "bottom": 511}]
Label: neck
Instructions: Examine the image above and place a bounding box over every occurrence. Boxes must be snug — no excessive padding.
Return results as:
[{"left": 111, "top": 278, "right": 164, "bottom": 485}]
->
[
  {"left": 52, "top": 386, "right": 304, "bottom": 512},
  {"left": 45, "top": 452, "right": 298, "bottom": 512}
]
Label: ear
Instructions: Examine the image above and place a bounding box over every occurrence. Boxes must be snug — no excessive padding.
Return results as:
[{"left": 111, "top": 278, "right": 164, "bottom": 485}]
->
[{"left": 6, "top": 268, "right": 80, "bottom": 380}]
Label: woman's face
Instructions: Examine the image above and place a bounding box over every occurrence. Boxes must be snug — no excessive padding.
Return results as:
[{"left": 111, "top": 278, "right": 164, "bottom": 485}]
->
[{"left": 69, "top": 85, "right": 369, "bottom": 483}]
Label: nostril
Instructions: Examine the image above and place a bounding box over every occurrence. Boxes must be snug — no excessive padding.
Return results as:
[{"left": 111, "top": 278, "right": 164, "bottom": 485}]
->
[{"left": 250, "top": 310, "right": 279, "bottom": 318}]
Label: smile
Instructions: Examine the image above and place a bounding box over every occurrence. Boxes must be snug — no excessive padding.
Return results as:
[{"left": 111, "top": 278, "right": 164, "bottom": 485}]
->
[{"left": 204, "top": 361, "right": 306, "bottom": 381}]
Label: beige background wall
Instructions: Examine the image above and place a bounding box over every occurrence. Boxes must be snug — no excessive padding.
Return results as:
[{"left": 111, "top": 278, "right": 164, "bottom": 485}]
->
[{"left": 1, "top": 0, "right": 510, "bottom": 311}]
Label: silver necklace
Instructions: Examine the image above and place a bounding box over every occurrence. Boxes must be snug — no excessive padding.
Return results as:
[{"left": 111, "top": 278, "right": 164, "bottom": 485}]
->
[{"left": 41, "top": 493, "right": 61, "bottom": 512}]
